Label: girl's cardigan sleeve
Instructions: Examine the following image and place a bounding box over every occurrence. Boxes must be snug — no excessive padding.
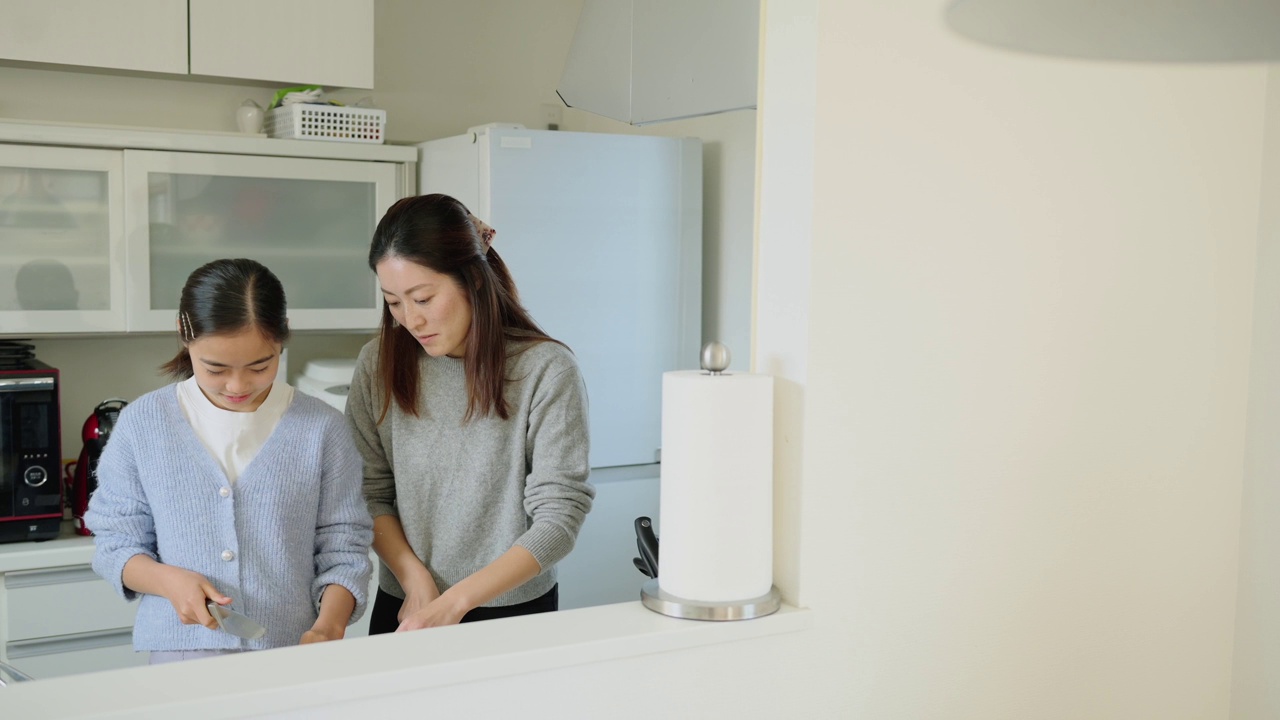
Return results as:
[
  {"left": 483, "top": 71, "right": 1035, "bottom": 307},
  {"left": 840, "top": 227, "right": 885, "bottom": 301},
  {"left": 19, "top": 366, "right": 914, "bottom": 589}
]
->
[{"left": 84, "top": 406, "right": 158, "bottom": 601}]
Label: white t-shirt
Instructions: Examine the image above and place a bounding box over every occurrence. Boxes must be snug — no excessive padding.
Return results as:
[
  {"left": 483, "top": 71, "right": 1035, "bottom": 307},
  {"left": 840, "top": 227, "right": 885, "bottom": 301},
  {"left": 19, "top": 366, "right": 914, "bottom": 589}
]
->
[{"left": 176, "top": 377, "right": 294, "bottom": 485}]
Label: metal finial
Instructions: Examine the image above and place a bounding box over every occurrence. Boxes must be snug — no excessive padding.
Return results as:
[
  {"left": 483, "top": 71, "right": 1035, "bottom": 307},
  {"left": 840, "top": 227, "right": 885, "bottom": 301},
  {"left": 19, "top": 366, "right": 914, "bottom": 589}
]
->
[{"left": 700, "top": 341, "right": 731, "bottom": 375}]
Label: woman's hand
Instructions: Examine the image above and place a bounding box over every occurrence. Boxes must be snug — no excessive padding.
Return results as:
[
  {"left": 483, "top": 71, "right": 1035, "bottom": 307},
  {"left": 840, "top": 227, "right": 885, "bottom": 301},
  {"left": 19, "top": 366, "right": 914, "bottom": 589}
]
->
[
  {"left": 157, "top": 566, "right": 231, "bottom": 630},
  {"left": 396, "top": 579, "right": 441, "bottom": 624},
  {"left": 395, "top": 547, "right": 542, "bottom": 632},
  {"left": 396, "top": 592, "right": 470, "bottom": 631}
]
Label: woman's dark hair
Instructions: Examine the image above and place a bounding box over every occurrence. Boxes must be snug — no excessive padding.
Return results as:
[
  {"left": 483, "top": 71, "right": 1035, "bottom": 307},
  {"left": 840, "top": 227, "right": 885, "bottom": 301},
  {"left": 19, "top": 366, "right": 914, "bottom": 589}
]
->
[
  {"left": 369, "top": 193, "right": 556, "bottom": 422},
  {"left": 160, "top": 258, "right": 290, "bottom": 379}
]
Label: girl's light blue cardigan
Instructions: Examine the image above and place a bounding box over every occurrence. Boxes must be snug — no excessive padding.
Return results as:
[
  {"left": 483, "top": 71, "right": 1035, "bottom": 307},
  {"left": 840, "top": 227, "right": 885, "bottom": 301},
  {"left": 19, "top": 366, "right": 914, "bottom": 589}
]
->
[{"left": 85, "top": 385, "right": 373, "bottom": 651}]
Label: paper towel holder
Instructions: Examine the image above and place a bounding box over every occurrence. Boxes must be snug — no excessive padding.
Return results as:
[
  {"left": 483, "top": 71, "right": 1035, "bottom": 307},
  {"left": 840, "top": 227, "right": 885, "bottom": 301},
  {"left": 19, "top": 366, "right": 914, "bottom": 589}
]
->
[
  {"left": 700, "top": 341, "right": 731, "bottom": 375},
  {"left": 640, "top": 340, "right": 783, "bottom": 620},
  {"left": 641, "top": 579, "right": 782, "bottom": 621}
]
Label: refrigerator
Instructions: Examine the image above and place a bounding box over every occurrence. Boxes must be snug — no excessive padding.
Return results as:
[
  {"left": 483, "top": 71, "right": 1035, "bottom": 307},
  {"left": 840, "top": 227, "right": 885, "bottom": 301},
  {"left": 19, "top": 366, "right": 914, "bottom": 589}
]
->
[{"left": 417, "top": 124, "right": 703, "bottom": 472}]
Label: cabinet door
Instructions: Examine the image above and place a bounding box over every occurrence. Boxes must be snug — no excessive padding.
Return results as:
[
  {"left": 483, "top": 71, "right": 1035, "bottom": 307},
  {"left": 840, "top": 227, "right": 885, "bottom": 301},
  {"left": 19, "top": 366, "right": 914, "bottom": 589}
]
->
[
  {"left": 0, "top": 0, "right": 187, "bottom": 75},
  {"left": 123, "top": 151, "right": 395, "bottom": 332},
  {"left": 1, "top": 564, "right": 143, "bottom": 679},
  {"left": 189, "top": 0, "right": 374, "bottom": 89},
  {"left": 0, "top": 146, "right": 127, "bottom": 334},
  {"left": 5, "top": 636, "right": 144, "bottom": 679}
]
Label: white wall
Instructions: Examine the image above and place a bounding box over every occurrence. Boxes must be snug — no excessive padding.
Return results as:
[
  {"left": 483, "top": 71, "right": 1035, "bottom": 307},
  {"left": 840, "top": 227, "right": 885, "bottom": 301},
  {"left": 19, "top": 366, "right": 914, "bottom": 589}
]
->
[
  {"left": 805, "top": 3, "right": 1263, "bottom": 716},
  {"left": 270, "top": 1, "right": 1268, "bottom": 717},
  {"left": 1231, "top": 69, "right": 1280, "bottom": 720}
]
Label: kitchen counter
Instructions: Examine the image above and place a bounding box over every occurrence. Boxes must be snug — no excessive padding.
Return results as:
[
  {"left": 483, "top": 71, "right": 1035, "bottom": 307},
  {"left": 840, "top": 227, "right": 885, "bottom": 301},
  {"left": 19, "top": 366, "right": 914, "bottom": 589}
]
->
[
  {"left": 0, "top": 599, "right": 811, "bottom": 718},
  {"left": 0, "top": 520, "right": 96, "bottom": 574}
]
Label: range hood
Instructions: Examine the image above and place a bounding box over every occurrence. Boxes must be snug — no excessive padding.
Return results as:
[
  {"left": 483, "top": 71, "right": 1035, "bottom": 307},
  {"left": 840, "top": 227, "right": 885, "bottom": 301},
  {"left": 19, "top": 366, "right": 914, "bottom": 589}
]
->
[{"left": 557, "top": 0, "right": 760, "bottom": 126}]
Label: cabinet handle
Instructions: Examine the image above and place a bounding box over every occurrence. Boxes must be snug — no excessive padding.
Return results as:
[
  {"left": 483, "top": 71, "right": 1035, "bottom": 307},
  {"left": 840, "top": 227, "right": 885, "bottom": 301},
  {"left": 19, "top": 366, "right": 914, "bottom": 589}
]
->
[
  {"left": 6, "top": 628, "right": 133, "bottom": 659},
  {"left": 4, "top": 565, "right": 97, "bottom": 589}
]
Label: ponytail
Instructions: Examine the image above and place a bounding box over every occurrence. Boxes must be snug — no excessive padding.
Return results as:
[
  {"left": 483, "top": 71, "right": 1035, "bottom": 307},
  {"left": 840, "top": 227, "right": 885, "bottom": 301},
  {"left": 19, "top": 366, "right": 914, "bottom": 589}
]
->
[{"left": 160, "top": 347, "right": 195, "bottom": 380}]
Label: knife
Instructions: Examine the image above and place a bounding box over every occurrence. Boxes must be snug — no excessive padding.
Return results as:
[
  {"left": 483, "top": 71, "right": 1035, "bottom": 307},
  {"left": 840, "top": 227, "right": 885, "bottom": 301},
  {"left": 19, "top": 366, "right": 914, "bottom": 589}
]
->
[
  {"left": 634, "top": 516, "right": 660, "bottom": 578},
  {"left": 206, "top": 601, "right": 267, "bottom": 640}
]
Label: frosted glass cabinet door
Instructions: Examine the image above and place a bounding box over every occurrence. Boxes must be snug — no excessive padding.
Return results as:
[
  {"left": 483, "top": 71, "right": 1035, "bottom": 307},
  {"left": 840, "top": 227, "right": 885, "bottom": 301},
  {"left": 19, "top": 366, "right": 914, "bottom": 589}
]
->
[
  {"left": 123, "top": 151, "right": 397, "bottom": 332},
  {"left": 0, "top": 145, "right": 126, "bottom": 334}
]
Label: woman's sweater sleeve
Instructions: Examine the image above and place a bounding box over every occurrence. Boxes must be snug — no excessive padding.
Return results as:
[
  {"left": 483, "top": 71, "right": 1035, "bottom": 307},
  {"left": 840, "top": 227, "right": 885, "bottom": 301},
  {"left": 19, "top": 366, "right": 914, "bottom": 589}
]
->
[
  {"left": 516, "top": 362, "right": 595, "bottom": 569},
  {"left": 83, "top": 408, "right": 157, "bottom": 601},
  {"left": 310, "top": 414, "right": 375, "bottom": 622},
  {"left": 345, "top": 344, "right": 398, "bottom": 520}
]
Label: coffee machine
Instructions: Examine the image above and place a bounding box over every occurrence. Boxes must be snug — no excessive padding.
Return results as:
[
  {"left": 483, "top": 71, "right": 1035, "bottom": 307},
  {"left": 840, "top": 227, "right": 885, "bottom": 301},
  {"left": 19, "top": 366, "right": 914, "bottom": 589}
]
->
[
  {"left": 0, "top": 357, "right": 62, "bottom": 543},
  {"left": 70, "top": 398, "right": 127, "bottom": 536}
]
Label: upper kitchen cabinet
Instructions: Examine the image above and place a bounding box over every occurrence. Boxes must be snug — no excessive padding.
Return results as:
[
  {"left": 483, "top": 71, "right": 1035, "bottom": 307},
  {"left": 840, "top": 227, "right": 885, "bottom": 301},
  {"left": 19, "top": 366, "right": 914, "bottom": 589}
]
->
[
  {"left": 0, "top": 120, "right": 416, "bottom": 337},
  {"left": 123, "top": 150, "right": 395, "bottom": 332},
  {"left": 0, "top": 0, "right": 373, "bottom": 89},
  {"left": 189, "top": 0, "right": 375, "bottom": 89},
  {"left": 0, "top": 0, "right": 187, "bottom": 75},
  {"left": 558, "top": 0, "right": 759, "bottom": 125},
  {"left": 0, "top": 145, "right": 127, "bottom": 334}
]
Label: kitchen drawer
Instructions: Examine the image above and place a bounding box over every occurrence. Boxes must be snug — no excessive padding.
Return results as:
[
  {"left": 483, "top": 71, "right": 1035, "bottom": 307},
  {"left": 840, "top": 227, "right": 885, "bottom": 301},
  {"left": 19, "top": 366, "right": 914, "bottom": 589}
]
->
[
  {"left": 6, "top": 629, "right": 143, "bottom": 679},
  {"left": 4, "top": 565, "right": 137, "bottom": 642}
]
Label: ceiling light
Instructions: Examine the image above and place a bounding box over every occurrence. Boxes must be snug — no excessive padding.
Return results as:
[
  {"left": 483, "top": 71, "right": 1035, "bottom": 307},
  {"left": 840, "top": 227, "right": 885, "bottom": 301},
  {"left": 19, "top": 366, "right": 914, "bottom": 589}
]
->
[{"left": 944, "top": 0, "right": 1280, "bottom": 63}]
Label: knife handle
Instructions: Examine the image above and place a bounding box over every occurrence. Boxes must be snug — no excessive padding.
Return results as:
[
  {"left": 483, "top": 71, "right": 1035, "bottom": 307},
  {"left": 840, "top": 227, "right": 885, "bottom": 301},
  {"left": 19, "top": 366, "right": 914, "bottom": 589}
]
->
[{"left": 634, "top": 516, "right": 660, "bottom": 578}]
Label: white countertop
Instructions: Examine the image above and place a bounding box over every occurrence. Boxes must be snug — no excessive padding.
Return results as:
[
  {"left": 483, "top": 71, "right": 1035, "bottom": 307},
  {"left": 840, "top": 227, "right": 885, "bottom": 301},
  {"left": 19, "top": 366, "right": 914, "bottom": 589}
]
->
[
  {"left": 0, "top": 521, "right": 96, "bottom": 574},
  {"left": 0, "top": 518, "right": 813, "bottom": 719},
  {"left": 0, "top": 600, "right": 811, "bottom": 719}
]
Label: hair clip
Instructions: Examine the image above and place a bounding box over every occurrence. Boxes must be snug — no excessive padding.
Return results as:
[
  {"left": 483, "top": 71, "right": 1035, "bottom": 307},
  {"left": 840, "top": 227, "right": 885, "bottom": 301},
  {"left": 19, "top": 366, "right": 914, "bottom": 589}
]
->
[{"left": 468, "top": 213, "right": 497, "bottom": 249}]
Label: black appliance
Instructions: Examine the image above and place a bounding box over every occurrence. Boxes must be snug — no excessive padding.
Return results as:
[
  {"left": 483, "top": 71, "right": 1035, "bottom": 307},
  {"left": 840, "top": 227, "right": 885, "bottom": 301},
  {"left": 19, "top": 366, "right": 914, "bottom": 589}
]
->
[
  {"left": 0, "top": 354, "right": 62, "bottom": 543},
  {"left": 70, "top": 398, "right": 127, "bottom": 536}
]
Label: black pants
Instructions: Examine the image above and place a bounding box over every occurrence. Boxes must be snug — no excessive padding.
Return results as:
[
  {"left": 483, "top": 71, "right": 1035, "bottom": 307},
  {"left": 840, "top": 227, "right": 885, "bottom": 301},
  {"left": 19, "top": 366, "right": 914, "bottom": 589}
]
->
[{"left": 367, "top": 584, "right": 558, "bottom": 635}]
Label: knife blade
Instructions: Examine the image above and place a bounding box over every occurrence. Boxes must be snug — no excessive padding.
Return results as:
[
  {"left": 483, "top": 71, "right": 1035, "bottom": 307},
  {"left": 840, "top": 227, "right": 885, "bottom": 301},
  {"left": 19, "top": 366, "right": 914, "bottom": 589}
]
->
[{"left": 206, "top": 601, "right": 267, "bottom": 640}]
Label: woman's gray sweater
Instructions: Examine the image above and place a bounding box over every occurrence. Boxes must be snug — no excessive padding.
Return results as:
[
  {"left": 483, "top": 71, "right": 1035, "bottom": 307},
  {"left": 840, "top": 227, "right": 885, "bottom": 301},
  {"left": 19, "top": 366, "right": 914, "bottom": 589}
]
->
[{"left": 346, "top": 338, "right": 594, "bottom": 606}]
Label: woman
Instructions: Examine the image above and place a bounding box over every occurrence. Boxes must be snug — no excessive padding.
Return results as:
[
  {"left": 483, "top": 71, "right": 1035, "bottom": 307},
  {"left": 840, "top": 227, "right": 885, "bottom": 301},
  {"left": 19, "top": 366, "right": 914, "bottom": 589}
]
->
[{"left": 347, "top": 193, "right": 594, "bottom": 633}]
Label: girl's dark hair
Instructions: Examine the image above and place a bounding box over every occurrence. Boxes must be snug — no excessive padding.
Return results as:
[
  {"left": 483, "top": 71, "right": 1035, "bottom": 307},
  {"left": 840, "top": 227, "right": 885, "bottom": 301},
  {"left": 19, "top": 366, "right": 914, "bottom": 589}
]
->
[
  {"left": 369, "top": 193, "right": 556, "bottom": 422},
  {"left": 160, "top": 258, "right": 290, "bottom": 379}
]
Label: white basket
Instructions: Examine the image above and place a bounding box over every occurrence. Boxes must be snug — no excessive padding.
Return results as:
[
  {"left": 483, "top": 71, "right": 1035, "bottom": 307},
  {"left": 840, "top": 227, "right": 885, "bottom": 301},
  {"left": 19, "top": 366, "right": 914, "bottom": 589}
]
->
[{"left": 265, "top": 104, "right": 386, "bottom": 144}]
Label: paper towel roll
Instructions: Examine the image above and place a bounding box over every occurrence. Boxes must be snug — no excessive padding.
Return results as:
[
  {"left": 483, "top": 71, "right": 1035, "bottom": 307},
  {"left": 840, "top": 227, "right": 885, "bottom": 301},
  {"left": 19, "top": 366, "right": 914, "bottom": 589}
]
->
[{"left": 658, "top": 370, "right": 774, "bottom": 602}]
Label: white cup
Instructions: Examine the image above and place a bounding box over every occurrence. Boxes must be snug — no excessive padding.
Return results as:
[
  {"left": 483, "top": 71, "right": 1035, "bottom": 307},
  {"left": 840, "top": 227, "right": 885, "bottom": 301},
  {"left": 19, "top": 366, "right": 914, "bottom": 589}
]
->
[{"left": 236, "top": 101, "right": 265, "bottom": 134}]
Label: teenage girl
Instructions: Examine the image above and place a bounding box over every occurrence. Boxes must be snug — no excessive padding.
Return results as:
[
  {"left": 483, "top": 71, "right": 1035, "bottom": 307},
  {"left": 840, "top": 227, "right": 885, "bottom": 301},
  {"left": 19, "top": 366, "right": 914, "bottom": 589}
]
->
[{"left": 86, "top": 258, "right": 373, "bottom": 662}]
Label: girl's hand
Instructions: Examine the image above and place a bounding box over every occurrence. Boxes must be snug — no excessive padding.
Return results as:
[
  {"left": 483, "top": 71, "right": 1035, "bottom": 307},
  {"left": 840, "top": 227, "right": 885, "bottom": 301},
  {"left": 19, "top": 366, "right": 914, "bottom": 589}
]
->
[
  {"left": 300, "top": 621, "right": 345, "bottom": 644},
  {"left": 302, "top": 585, "right": 357, "bottom": 644},
  {"left": 158, "top": 566, "right": 230, "bottom": 630},
  {"left": 396, "top": 592, "right": 469, "bottom": 632}
]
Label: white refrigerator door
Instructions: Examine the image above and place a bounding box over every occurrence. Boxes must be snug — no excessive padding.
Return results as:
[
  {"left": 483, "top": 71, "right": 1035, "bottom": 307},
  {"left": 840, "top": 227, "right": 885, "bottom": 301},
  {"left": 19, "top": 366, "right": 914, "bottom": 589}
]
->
[{"left": 479, "top": 128, "right": 702, "bottom": 469}]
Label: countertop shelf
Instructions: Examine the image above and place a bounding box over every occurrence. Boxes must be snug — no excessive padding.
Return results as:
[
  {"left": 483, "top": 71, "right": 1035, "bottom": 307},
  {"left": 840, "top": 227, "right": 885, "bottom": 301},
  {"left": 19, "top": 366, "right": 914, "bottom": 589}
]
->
[{"left": 0, "top": 521, "right": 96, "bottom": 574}]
